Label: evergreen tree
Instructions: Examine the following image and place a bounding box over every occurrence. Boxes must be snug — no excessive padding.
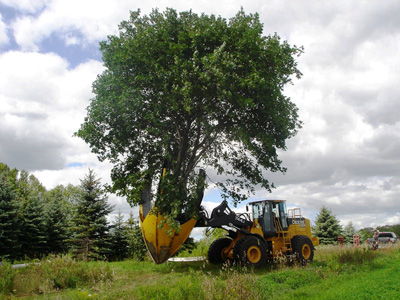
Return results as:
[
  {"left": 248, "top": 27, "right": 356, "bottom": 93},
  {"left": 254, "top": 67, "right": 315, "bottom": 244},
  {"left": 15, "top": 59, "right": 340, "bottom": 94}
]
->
[
  {"left": 109, "top": 211, "right": 129, "bottom": 261},
  {"left": 69, "top": 169, "right": 114, "bottom": 261},
  {"left": 343, "top": 222, "right": 357, "bottom": 244},
  {"left": 14, "top": 171, "right": 46, "bottom": 203},
  {"left": 125, "top": 212, "right": 147, "bottom": 260},
  {"left": 18, "top": 194, "right": 47, "bottom": 258},
  {"left": 43, "top": 196, "right": 69, "bottom": 255},
  {"left": 12, "top": 171, "right": 48, "bottom": 258},
  {"left": 44, "top": 184, "right": 80, "bottom": 255},
  {"left": 313, "top": 206, "right": 342, "bottom": 245},
  {"left": 1, "top": 164, "right": 49, "bottom": 259},
  {"left": 0, "top": 172, "right": 19, "bottom": 260},
  {"left": 0, "top": 163, "right": 19, "bottom": 191}
]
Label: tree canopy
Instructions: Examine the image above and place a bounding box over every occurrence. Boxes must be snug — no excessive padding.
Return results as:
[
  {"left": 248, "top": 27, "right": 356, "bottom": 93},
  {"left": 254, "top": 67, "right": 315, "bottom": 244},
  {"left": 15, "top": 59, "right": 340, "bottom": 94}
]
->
[{"left": 76, "top": 8, "right": 303, "bottom": 217}]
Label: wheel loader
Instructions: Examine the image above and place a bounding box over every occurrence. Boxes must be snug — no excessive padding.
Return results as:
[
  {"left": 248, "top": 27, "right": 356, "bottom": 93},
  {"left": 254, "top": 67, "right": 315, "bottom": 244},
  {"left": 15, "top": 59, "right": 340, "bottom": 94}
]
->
[{"left": 139, "top": 169, "right": 319, "bottom": 267}]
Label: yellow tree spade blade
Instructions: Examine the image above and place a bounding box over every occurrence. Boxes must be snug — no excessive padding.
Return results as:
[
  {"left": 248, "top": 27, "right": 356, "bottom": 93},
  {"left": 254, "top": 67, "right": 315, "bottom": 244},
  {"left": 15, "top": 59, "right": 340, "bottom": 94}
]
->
[{"left": 139, "top": 205, "right": 197, "bottom": 264}]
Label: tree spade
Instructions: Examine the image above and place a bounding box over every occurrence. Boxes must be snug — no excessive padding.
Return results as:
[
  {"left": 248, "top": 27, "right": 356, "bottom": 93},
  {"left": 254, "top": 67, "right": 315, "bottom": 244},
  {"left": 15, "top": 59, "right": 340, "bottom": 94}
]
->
[{"left": 76, "top": 8, "right": 303, "bottom": 220}]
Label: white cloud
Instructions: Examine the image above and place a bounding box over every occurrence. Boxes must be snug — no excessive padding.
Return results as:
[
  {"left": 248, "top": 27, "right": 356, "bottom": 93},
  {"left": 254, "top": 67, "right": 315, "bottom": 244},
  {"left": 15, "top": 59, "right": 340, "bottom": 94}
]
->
[
  {"left": 0, "top": 0, "right": 49, "bottom": 13},
  {"left": 0, "top": 14, "right": 8, "bottom": 46},
  {"left": 10, "top": 0, "right": 133, "bottom": 50},
  {"left": 7, "top": 0, "right": 267, "bottom": 51},
  {"left": 0, "top": 51, "right": 103, "bottom": 171}
]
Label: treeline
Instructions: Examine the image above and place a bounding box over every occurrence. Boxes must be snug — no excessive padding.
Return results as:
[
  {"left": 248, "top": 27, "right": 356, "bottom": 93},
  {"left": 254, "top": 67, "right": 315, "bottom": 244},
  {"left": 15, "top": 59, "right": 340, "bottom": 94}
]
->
[
  {"left": 0, "top": 162, "right": 146, "bottom": 262},
  {"left": 313, "top": 206, "right": 400, "bottom": 244}
]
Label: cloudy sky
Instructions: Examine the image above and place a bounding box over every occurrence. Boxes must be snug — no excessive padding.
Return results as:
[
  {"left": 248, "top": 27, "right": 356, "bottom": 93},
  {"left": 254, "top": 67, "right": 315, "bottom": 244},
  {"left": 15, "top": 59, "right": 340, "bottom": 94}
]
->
[{"left": 1, "top": 0, "right": 399, "bottom": 234}]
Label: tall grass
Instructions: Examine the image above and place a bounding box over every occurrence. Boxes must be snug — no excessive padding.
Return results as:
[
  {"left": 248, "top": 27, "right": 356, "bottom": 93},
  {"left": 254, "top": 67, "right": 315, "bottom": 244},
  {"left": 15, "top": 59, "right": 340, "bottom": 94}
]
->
[
  {"left": 4, "top": 244, "right": 399, "bottom": 299},
  {"left": 3, "top": 255, "right": 113, "bottom": 297},
  {"left": 0, "top": 261, "right": 16, "bottom": 296},
  {"left": 315, "top": 244, "right": 377, "bottom": 261}
]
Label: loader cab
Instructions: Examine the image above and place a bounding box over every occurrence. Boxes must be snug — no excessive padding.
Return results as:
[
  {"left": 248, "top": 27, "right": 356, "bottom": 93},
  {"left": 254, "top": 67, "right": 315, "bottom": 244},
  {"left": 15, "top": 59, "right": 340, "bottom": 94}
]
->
[{"left": 249, "top": 200, "right": 289, "bottom": 237}]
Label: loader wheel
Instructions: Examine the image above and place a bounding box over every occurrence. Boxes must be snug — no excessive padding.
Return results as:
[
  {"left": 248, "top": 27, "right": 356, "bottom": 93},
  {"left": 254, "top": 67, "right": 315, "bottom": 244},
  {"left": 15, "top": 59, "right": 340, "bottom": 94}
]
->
[
  {"left": 291, "top": 235, "right": 314, "bottom": 264},
  {"left": 208, "top": 238, "right": 232, "bottom": 264},
  {"left": 234, "top": 236, "right": 267, "bottom": 268}
]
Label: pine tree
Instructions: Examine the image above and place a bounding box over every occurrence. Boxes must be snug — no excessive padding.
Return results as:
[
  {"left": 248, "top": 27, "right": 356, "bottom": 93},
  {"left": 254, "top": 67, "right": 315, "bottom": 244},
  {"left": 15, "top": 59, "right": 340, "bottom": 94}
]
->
[
  {"left": 109, "top": 211, "right": 129, "bottom": 261},
  {"left": 43, "top": 197, "right": 69, "bottom": 255},
  {"left": 313, "top": 206, "right": 342, "bottom": 245},
  {"left": 14, "top": 172, "right": 48, "bottom": 258},
  {"left": 69, "top": 169, "right": 114, "bottom": 261},
  {"left": 343, "top": 222, "right": 357, "bottom": 244},
  {"left": 0, "top": 172, "right": 19, "bottom": 260},
  {"left": 0, "top": 164, "right": 49, "bottom": 259},
  {"left": 125, "top": 212, "right": 147, "bottom": 260},
  {"left": 18, "top": 194, "right": 47, "bottom": 258}
]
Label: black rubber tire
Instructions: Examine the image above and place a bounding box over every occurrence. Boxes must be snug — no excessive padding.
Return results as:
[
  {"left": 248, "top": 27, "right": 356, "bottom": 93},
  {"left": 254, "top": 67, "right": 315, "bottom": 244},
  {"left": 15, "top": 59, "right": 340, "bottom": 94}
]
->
[
  {"left": 208, "top": 238, "right": 232, "bottom": 264},
  {"left": 233, "top": 236, "right": 267, "bottom": 268},
  {"left": 291, "top": 235, "right": 314, "bottom": 263}
]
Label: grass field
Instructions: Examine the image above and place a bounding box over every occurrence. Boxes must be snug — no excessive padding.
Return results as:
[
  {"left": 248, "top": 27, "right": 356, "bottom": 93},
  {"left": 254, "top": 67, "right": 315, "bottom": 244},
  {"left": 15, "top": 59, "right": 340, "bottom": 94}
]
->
[{"left": 1, "top": 244, "right": 399, "bottom": 299}]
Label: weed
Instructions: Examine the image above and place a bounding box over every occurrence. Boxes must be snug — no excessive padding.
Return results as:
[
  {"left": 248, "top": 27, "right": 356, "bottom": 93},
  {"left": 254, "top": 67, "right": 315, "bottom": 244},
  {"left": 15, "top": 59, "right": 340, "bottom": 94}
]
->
[
  {"left": 224, "top": 270, "right": 260, "bottom": 299},
  {"left": 39, "top": 255, "right": 112, "bottom": 290},
  {"left": 0, "top": 261, "right": 16, "bottom": 295},
  {"left": 11, "top": 255, "right": 113, "bottom": 297},
  {"left": 314, "top": 244, "right": 382, "bottom": 271},
  {"left": 337, "top": 247, "right": 377, "bottom": 264}
]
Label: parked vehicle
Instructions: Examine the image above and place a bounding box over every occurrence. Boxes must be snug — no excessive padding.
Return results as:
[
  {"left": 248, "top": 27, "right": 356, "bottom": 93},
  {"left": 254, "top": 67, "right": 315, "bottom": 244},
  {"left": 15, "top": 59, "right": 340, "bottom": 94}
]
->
[{"left": 367, "top": 232, "right": 397, "bottom": 247}]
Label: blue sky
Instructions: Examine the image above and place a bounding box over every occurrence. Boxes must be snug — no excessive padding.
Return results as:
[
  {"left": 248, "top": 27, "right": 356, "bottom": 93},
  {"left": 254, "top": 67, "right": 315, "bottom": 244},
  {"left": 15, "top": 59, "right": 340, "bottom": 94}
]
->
[{"left": 1, "top": 0, "right": 400, "bottom": 236}]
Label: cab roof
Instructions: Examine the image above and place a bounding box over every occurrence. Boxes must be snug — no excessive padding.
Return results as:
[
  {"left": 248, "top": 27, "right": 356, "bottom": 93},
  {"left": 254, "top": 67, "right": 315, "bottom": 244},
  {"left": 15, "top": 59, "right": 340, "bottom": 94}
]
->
[{"left": 248, "top": 199, "right": 286, "bottom": 205}]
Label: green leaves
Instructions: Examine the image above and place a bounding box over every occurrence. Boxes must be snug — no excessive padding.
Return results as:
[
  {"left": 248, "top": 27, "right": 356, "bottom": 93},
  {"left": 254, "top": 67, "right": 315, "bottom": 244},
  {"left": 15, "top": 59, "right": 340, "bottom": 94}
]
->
[{"left": 77, "top": 8, "right": 303, "bottom": 217}]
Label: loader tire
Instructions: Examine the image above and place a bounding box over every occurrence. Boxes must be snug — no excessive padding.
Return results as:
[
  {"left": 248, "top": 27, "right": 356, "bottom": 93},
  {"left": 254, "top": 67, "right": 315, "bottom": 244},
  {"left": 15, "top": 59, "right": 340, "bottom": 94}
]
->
[
  {"left": 234, "top": 236, "right": 267, "bottom": 268},
  {"left": 291, "top": 235, "right": 314, "bottom": 264},
  {"left": 208, "top": 238, "right": 232, "bottom": 264}
]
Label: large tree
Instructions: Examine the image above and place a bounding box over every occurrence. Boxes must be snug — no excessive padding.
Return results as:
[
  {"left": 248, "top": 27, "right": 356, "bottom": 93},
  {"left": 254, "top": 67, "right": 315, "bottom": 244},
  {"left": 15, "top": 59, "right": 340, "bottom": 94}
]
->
[
  {"left": 76, "top": 8, "right": 303, "bottom": 218},
  {"left": 313, "top": 207, "right": 343, "bottom": 245}
]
